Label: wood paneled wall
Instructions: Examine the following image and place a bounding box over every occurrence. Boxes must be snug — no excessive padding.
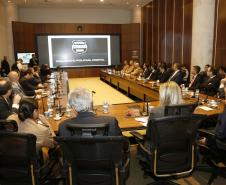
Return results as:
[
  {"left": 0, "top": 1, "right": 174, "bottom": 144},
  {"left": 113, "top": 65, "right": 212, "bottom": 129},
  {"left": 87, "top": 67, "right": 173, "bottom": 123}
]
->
[
  {"left": 142, "top": 0, "right": 193, "bottom": 69},
  {"left": 213, "top": 0, "right": 226, "bottom": 68},
  {"left": 12, "top": 22, "right": 140, "bottom": 77}
]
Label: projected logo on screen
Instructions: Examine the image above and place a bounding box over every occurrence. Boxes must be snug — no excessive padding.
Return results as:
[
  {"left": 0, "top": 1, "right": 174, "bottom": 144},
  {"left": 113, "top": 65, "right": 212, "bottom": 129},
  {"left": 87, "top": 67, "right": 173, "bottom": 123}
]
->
[{"left": 72, "top": 40, "right": 88, "bottom": 54}]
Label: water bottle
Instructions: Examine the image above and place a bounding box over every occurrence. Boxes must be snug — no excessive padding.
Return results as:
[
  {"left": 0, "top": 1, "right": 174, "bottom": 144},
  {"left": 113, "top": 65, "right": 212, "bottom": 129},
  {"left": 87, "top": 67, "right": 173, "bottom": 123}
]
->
[
  {"left": 181, "top": 84, "right": 186, "bottom": 96},
  {"left": 103, "top": 100, "right": 109, "bottom": 114},
  {"left": 195, "top": 89, "right": 200, "bottom": 99}
]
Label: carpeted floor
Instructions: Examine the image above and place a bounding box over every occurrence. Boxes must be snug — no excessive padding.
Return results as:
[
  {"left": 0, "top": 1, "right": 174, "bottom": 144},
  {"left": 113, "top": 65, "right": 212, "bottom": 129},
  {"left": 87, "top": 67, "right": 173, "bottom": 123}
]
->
[{"left": 68, "top": 77, "right": 134, "bottom": 106}]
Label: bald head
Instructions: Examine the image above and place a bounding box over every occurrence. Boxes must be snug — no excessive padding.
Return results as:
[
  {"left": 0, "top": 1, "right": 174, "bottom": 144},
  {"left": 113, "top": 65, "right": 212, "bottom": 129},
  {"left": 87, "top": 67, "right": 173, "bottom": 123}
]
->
[{"left": 8, "top": 71, "right": 19, "bottom": 82}]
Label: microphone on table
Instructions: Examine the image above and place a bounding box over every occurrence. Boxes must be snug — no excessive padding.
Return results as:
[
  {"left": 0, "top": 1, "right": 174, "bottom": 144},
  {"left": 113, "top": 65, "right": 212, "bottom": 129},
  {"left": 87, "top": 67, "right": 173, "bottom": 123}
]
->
[
  {"left": 91, "top": 90, "right": 96, "bottom": 112},
  {"left": 204, "top": 94, "right": 209, "bottom": 103}
]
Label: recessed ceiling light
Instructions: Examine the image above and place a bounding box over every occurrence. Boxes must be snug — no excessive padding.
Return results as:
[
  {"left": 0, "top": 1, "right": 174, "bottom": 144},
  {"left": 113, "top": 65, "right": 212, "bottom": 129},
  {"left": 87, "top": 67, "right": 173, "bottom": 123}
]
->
[
  {"left": 100, "top": 0, "right": 104, "bottom": 2},
  {"left": 136, "top": 4, "right": 140, "bottom": 7}
]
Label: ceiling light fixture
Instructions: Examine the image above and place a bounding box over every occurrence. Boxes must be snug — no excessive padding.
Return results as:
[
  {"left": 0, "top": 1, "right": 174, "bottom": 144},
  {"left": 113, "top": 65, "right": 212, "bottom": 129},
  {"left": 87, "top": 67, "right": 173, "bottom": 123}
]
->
[{"left": 100, "top": 0, "right": 104, "bottom": 2}]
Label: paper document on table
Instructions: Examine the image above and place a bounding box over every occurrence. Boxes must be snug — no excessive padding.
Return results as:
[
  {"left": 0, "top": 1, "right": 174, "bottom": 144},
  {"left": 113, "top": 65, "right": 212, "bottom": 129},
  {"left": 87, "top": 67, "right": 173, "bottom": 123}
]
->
[
  {"left": 135, "top": 117, "right": 149, "bottom": 127},
  {"left": 198, "top": 106, "right": 214, "bottom": 111}
]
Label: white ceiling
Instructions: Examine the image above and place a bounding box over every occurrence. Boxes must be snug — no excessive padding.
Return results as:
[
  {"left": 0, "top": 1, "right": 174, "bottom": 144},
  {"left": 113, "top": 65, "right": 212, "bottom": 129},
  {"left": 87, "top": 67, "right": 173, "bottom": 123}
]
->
[{"left": 6, "top": 0, "right": 152, "bottom": 9}]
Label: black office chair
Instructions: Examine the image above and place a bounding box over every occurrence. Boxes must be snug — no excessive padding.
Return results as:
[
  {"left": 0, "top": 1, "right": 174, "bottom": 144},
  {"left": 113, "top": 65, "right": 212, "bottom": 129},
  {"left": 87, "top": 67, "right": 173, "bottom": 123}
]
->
[
  {"left": 131, "top": 115, "right": 205, "bottom": 184},
  {"left": 164, "top": 102, "right": 198, "bottom": 116},
  {"left": 66, "top": 123, "right": 109, "bottom": 136},
  {"left": 55, "top": 136, "right": 130, "bottom": 185},
  {"left": 0, "top": 120, "right": 18, "bottom": 132},
  {"left": 197, "top": 129, "right": 226, "bottom": 184},
  {"left": 0, "top": 132, "right": 39, "bottom": 185}
]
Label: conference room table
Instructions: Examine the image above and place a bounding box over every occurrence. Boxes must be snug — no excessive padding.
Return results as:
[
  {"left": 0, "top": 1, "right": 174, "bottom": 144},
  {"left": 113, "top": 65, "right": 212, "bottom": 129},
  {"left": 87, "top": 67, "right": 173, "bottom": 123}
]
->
[{"left": 39, "top": 71, "right": 225, "bottom": 137}]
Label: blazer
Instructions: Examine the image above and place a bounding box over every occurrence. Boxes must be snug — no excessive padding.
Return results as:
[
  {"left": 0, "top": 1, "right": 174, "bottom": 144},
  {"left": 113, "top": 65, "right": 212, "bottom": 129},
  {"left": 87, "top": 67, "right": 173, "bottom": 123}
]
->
[
  {"left": 168, "top": 70, "right": 184, "bottom": 85},
  {"left": 201, "top": 75, "right": 221, "bottom": 96},
  {"left": 58, "top": 112, "right": 122, "bottom": 137},
  {"left": 158, "top": 71, "right": 171, "bottom": 83},
  {"left": 188, "top": 74, "right": 203, "bottom": 91},
  {"left": 0, "top": 96, "right": 12, "bottom": 119},
  {"left": 11, "top": 82, "right": 26, "bottom": 98},
  {"left": 215, "top": 106, "right": 226, "bottom": 140},
  {"left": 7, "top": 114, "right": 55, "bottom": 150},
  {"left": 147, "top": 70, "right": 159, "bottom": 81},
  {"left": 19, "top": 77, "right": 36, "bottom": 96},
  {"left": 141, "top": 69, "right": 151, "bottom": 78}
]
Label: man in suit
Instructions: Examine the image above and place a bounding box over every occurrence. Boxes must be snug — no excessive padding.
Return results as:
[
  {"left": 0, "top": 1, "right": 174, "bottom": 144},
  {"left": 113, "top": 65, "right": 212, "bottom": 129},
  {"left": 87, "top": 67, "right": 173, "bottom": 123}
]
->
[
  {"left": 58, "top": 88, "right": 122, "bottom": 137},
  {"left": 29, "top": 54, "right": 39, "bottom": 68},
  {"left": 168, "top": 63, "right": 183, "bottom": 85},
  {"left": 0, "top": 78, "right": 21, "bottom": 119},
  {"left": 0, "top": 56, "right": 10, "bottom": 77},
  {"left": 19, "top": 68, "right": 43, "bottom": 96},
  {"left": 8, "top": 71, "right": 26, "bottom": 98},
  {"left": 146, "top": 64, "right": 159, "bottom": 81},
  {"left": 201, "top": 66, "right": 221, "bottom": 96},
  {"left": 188, "top": 65, "right": 203, "bottom": 91},
  {"left": 157, "top": 64, "right": 171, "bottom": 83}
]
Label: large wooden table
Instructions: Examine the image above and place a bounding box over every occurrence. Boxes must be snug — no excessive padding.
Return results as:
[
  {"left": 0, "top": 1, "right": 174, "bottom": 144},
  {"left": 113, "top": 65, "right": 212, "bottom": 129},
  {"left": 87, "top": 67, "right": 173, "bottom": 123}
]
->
[
  {"left": 40, "top": 72, "right": 225, "bottom": 136},
  {"left": 100, "top": 70, "right": 159, "bottom": 101}
]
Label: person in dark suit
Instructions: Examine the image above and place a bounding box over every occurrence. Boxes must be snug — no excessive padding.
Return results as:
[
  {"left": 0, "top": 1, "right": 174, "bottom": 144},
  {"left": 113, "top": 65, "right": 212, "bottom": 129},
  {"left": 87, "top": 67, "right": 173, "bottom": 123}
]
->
[
  {"left": 29, "top": 54, "right": 39, "bottom": 68},
  {"left": 157, "top": 64, "right": 171, "bottom": 83},
  {"left": 19, "top": 68, "right": 43, "bottom": 96},
  {"left": 0, "top": 78, "right": 21, "bottom": 119},
  {"left": 58, "top": 88, "right": 122, "bottom": 137},
  {"left": 188, "top": 65, "right": 203, "bottom": 91},
  {"left": 201, "top": 66, "right": 221, "bottom": 96},
  {"left": 146, "top": 64, "right": 159, "bottom": 81},
  {"left": 168, "top": 63, "right": 183, "bottom": 85},
  {"left": 141, "top": 63, "right": 150, "bottom": 78},
  {"left": 0, "top": 56, "right": 10, "bottom": 77}
]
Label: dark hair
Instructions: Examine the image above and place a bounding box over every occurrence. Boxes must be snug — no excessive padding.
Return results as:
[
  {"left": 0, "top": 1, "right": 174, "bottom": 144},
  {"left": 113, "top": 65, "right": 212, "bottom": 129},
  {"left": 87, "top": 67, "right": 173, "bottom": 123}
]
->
[
  {"left": 25, "top": 68, "right": 34, "bottom": 76},
  {"left": 193, "top": 65, "right": 201, "bottom": 74},
  {"left": 209, "top": 66, "right": 218, "bottom": 76},
  {"left": 0, "top": 78, "right": 12, "bottom": 95},
  {"left": 159, "top": 64, "right": 167, "bottom": 71},
  {"left": 18, "top": 98, "right": 38, "bottom": 121},
  {"left": 219, "top": 66, "right": 226, "bottom": 73},
  {"left": 205, "top": 64, "right": 210, "bottom": 68},
  {"left": 173, "top": 63, "right": 181, "bottom": 70}
]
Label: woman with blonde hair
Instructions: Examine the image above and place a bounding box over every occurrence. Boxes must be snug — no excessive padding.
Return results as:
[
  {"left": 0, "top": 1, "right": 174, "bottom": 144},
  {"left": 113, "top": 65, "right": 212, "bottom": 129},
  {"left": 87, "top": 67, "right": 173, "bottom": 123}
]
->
[{"left": 150, "top": 81, "right": 183, "bottom": 118}]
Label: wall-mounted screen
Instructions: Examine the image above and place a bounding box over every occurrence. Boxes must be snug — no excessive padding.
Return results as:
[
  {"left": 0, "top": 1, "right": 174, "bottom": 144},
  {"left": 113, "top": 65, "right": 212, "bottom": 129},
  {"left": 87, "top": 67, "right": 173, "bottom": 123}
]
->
[
  {"left": 37, "top": 34, "right": 120, "bottom": 68},
  {"left": 17, "top": 53, "right": 35, "bottom": 64}
]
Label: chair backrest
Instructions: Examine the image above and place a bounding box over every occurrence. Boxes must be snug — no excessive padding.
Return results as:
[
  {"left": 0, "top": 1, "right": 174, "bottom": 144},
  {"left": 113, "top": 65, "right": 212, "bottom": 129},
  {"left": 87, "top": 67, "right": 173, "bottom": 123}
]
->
[
  {"left": 0, "top": 132, "right": 39, "bottom": 185},
  {"left": 55, "top": 136, "right": 128, "bottom": 185},
  {"left": 66, "top": 123, "right": 109, "bottom": 136},
  {"left": 164, "top": 102, "right": 198, "bottom": 116},
  {"left": 146, "top": 114, "right": 205, "bottom": 177},
  {"left": 0, "top": 120, "right": 18, "bottom": 132}
]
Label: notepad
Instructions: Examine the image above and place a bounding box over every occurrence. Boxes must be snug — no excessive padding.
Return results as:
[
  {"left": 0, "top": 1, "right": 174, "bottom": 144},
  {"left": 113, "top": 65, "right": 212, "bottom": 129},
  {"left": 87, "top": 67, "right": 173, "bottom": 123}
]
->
[
  {"left": 198, "top": 106, "right": 214, "bottom": 111},
  {"left": 135, "top": 117, "right": 149, "bottom": 127}
]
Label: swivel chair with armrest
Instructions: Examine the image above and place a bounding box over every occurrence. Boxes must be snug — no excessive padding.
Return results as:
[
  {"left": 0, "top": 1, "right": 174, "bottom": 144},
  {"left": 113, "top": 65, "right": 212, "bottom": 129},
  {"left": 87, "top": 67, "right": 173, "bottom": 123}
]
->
[
  {"left": 55, "top": 136, "right": 130, "bottom": 185},
  {"left": 131, "top": 114, "right": 205, "bottom": 185}
]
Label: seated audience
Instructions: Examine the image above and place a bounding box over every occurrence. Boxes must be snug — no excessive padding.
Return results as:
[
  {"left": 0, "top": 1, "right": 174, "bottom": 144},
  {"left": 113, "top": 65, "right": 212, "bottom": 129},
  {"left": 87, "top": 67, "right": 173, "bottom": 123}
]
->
[
  {"left": 188, "top": 65, "right": 203, "bottom": 91},
  {"left": 7, "top": 98, "right": 55, "bottom": 150},
  {"left": 20, "top": 68, "right": 43, "bottom": 96},
  {"left": 141, "top": 63, "right": 150, "bottom": 78},
  {"left": 8, "top": 71, "right": 26, "bottom": 98},
  {"left": 0, "top": 78, "right": 21, "bottom": 119},
  {"left": 59, "top": 88, "right": 122, "bottom": 137},
  {"left": 146, "top": 64, "right": 158, "bottom": 81},
  {"left": 167, "top": 63, "right": 183, "bottom": 85},
  {"left": 125, "top": 60, "right": 135, "bottom": 74},
  {"left": 157, "top": 64, "right": 170, "bottom": 83},
  {"left": 121, "top": 60, "right": 129, "bottom": 74},
  {"left": 181, "top": 65, "right": 190, "bottom": 83},
  {"left": 201, "top": 66, "right": 221, "bottom": 96},
  {"left": 149, "top": 81, "right": 183, "bottom": 118},
  {"left": 131, "top": 62, "right": 143, "bottom": 78},
  {"left": 0, "top": 56, "right": 10, "bottom": 77}
]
